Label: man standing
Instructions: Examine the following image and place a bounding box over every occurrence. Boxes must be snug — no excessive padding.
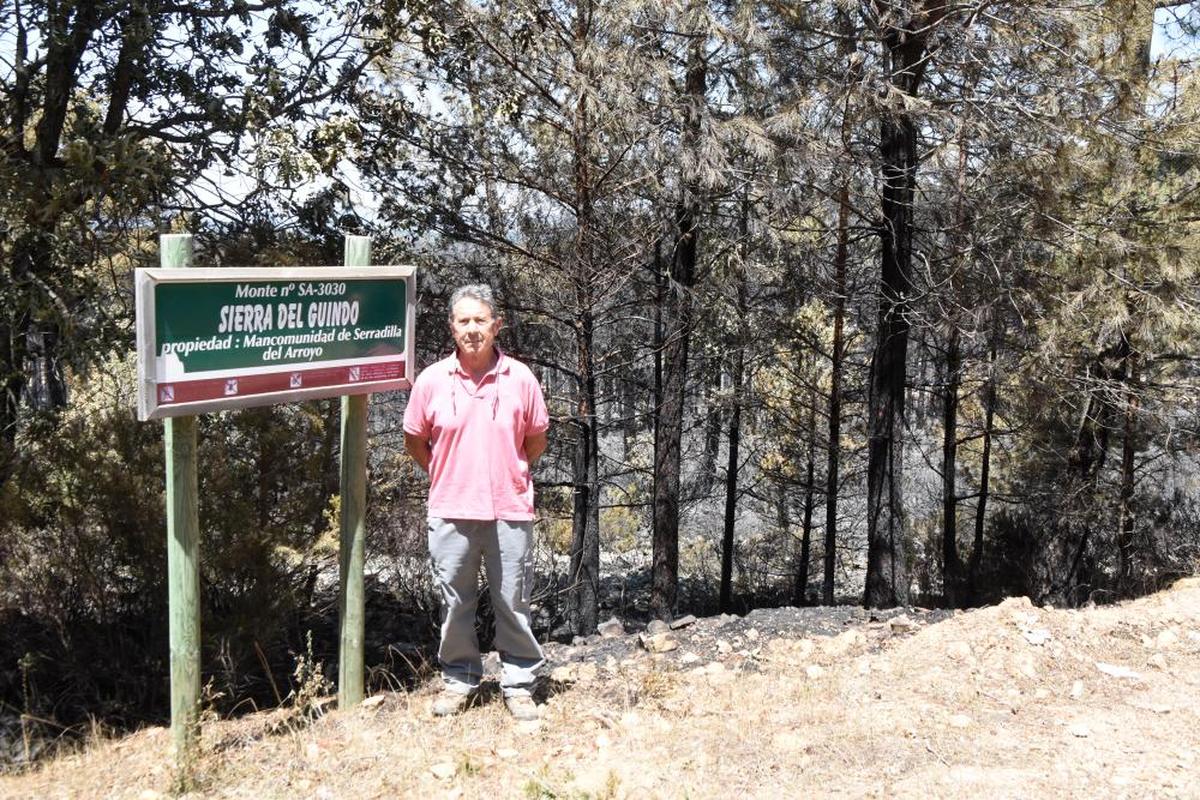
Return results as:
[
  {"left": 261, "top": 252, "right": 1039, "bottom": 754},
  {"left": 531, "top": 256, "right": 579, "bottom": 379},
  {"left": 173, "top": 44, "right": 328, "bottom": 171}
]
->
[{"left": 403, "top": 284, "right": 549, "bottom": 720}]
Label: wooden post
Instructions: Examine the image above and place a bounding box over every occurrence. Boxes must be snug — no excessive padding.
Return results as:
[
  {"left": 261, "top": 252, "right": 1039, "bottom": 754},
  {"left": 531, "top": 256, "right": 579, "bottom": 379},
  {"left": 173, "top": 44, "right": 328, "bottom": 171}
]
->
[
  {"left": 161, "top": 234, "right": 201, "bottom": 763},
  {"left": 337, "top": 235, "right": 371, "bottom": 707}
]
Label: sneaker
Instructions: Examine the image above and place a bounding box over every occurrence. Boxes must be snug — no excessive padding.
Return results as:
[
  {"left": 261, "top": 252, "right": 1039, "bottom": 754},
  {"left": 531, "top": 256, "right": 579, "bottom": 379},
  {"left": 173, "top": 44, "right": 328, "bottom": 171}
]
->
[
  {"left": 504, "top": 694, "right": 541, "bottom": 721},
  {"left": 431, "top": 689, "right": 472, "bottom": 717}
]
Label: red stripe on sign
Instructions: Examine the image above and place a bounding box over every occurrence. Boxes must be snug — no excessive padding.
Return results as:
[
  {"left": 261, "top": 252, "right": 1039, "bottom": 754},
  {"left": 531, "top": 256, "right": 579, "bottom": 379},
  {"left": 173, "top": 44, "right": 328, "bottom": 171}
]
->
[{"left": 157, "top": 360, "right": 406, "bottom": 404}]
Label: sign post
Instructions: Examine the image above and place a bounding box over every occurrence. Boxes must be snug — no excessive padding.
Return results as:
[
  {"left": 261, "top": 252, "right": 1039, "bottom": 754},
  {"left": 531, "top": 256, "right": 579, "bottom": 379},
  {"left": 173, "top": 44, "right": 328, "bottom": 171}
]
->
[
  {"left": 338, "top": 236, "right": 369, "bottom": 708},
  {"left": 138, "top": 236, "right": 417, "bottom": 767},
  {"left": 161, "top": 234, "right": 201, "bottom": 766}
]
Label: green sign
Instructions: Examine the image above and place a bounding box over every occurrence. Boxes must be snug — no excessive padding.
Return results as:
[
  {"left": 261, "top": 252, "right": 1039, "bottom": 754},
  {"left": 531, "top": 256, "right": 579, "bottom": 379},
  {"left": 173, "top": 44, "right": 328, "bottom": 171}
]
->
[
  {"left": 136, "top": 267, "right": 416, "bottom": 420},
  {"left": 156, "top": 278, "right": 406, "bottom": 372}
]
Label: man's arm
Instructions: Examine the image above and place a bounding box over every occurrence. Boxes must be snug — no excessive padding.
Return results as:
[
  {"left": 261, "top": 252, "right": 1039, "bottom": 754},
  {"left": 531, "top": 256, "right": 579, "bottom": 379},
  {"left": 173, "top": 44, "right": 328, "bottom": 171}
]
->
[
  {"left": 404, "top": 432, "right": 433, "bottom": 473},
  {"left": 524, "top": 431, "right": 547, "bottom": 465}
]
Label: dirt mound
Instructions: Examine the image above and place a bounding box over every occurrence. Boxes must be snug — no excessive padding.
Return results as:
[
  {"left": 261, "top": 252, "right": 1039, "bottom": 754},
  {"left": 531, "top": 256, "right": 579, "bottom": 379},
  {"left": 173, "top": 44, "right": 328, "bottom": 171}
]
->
[{"left": 3, "top": 582, "right": 1197, "bottom": 798}]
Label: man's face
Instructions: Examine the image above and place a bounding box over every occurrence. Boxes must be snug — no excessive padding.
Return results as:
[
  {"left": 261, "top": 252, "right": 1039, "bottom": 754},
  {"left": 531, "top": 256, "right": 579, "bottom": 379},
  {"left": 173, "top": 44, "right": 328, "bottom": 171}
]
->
[{"left": 450, "top": 297, "right": 501, "bottom": 358}]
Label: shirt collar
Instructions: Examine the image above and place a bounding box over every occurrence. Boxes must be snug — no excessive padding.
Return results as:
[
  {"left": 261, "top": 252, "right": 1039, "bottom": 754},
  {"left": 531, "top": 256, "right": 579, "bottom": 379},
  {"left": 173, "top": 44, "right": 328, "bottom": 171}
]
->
[{"left": 451, "top": 347, "right": 509, "bottom": 378}]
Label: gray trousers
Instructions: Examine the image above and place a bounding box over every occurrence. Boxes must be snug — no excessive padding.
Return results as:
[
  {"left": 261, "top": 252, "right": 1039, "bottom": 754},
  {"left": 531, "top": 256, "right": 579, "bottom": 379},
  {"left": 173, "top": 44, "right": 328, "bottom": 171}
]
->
[{"left": 427, "top": 517, "right": 544, "bottom": 697}]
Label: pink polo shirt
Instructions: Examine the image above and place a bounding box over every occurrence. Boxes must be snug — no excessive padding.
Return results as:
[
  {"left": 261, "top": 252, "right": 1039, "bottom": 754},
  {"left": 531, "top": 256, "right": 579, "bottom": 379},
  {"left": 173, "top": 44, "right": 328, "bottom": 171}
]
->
[{"left": 403, "top": 350, "right": 549, "bottom": 521}]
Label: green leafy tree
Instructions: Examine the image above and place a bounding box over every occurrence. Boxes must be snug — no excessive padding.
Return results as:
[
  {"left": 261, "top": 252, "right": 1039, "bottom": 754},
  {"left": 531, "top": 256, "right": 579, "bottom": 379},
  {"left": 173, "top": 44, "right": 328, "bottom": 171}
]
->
[{"left": 0, "top": 0, "right": 386, "bottom": 480}]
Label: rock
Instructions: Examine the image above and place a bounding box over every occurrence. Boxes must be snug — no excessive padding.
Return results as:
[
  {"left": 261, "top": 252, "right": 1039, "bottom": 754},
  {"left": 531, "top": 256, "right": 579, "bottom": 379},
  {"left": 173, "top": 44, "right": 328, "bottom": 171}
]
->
[
  {"left": 1034, "top": 688, "right": 1050, "bottom": 700},
  {"left": 1023, "top": 629, "right": 1052, "bottom": 646},
  {"left": 805, "top": 664, "right": 825, "bottom": 679},
  {"left": 745, "top": 628, "right": 759, "bottom": 642},
  {"left": 639, "top": 632, "right": 679, "bottom": 653},
  {"left": 1068, "top": 723, "right": 1090, "bottom": 738},
  {"left": 717, "top": 639, "right": 733, "bottom": 655},
  {"left": 497, "top": 748, "right": 520, "bottom": 760},
  {"left": 1148, "top": 653, "right": 1168, "bottom": 670},
  {"left": 430, "top": 762, "right": 456, "bottom": 780},
  {"left": 889, "top": 615, "right": 918, "bottom": 633},
  {"left": 646, "top": 619, "right": 670, "bottom": 635},
  {"left": 483, "top": 651, "right": 502, "bottom": 675},
  {"left": 597, "top": 617, "right": 625, "bottom": 638},
  {"left": 1096, "top": 662, "right": 1142, "bottom": 680},
  {"left": 949, "top": 714, "right": 971, "bottom": 729},
  {"left": 947, "top": 641, "right": 973, "bottom": 661},
  {"left": 670, "top": 614, "right": 698, "bottom": 630},
  {"left": 582, "top": 662, "right": 599, "bottom": 679},
  {"left": 361, "top": 694, "right": 385, "bottom": 709},
  {"left": 138, "top": 791, "right": 164, "bottom": 800},
  {"left": 999, "top": 596, "right": 1034, "bottom": 610},
  {"left": 824, "top": 630, "right": 866, "bottom": 656},
  {"left": 1155, "top": 628, "right": 1180, "bottom": 649},
  {"left": 550, "top": 665, "right": 577, "bottom": 683},
  {"left": 680, "top": 652, "right": 701, "bottom": 665},
  {"left": 1070, "top": 680, "right": 1084, "bottom": 699}
]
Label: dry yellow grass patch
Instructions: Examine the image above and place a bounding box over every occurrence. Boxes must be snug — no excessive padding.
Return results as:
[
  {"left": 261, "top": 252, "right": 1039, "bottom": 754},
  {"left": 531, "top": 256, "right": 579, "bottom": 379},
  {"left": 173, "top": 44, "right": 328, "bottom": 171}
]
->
[{"left": 3, "top": 580, "right": 1198, "bottom": 799}]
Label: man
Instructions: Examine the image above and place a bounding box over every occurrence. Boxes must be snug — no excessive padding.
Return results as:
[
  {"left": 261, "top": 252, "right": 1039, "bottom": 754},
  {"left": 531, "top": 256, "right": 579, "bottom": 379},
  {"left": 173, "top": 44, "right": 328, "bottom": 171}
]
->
[{"left": 403, "top": 284, "right": 549, "bottom": 720}]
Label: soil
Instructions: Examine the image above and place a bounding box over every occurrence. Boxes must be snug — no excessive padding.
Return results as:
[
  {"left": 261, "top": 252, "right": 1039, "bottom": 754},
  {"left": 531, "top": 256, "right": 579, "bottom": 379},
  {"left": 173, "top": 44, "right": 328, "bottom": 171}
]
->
[{"left": 2, "top": 579, "right": 1197, "bottom": 799}]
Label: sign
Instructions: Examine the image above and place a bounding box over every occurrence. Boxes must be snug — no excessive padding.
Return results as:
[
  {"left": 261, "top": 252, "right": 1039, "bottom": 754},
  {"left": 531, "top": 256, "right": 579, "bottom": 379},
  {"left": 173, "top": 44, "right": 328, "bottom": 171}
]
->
[{"left": 136, "top": 266, "right": 416, "bottom": 419}]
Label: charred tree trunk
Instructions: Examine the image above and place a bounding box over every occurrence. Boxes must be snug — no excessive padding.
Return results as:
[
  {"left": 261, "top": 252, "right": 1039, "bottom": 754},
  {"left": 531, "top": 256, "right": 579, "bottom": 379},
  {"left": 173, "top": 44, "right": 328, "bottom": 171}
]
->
[
  {"left": 720, "top": 191, "right": 750, "bottom": 614},
  {"left": 865, "top": 18, "right": 932, "bottom": 608},
  {"left": 651, "top": 234, "right": 691, "bottom": 621},
  {"left": 823, "top": 5, "right": 857, "bottom": 606},
  {"left": 719, "top": 342, "right": 743, "bottom": 614},
  {"left": 652, "top": 35, "right": 706, "bottom": 621},
  {"left": 796, "top": 394, "right": 817, "bottom": 606},
  {"left": 824, "top": 183, "right": 848, "bottom": 606},
  {"left": 941, "top": 326, "right": 962, "bottom": 607},
  {"left": 567, "top": 1, "right": 601, "bottom": 634},
  {"left": 967, "top": 324, "right": 999, "bottom": 603},
  {"left": 568, "top": 371, "right": 600, "bottom": 635}
]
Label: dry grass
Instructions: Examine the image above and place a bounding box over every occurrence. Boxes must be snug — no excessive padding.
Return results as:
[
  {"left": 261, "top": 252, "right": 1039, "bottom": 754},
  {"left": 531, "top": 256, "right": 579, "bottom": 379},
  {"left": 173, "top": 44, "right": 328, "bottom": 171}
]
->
[{"left": 3, "top": 579, "right": 1199, "bottom": 799}]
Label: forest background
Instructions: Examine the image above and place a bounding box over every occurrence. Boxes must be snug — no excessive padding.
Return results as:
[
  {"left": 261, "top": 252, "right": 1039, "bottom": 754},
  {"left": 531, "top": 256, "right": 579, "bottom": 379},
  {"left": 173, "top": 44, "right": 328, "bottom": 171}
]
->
[{"left": 2, "top": 0, "right": 1200, "bottom": 765}]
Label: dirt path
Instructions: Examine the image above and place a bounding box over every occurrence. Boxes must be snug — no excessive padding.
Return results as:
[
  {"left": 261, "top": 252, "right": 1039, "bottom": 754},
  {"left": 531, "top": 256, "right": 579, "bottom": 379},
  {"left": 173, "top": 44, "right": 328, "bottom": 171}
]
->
[{"left": 4, "top": 580, "right": 1197, "bottom": 799}]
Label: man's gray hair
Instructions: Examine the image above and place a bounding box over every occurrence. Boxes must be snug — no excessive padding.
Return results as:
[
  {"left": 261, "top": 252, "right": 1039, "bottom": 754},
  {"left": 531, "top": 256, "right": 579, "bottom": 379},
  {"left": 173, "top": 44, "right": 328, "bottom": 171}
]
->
[{"left": 448, "top": 283, "right": 498, "bottom": 319}]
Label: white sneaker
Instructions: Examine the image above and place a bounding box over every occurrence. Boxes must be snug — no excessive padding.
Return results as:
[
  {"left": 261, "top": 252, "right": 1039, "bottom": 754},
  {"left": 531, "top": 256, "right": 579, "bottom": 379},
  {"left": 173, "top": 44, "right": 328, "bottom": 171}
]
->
[
  {"left": 431, "top": 689, "right": 472, "bottom": 717},
  {"left": 504, "top": 695, "right": 540, "bottom": 721}
]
